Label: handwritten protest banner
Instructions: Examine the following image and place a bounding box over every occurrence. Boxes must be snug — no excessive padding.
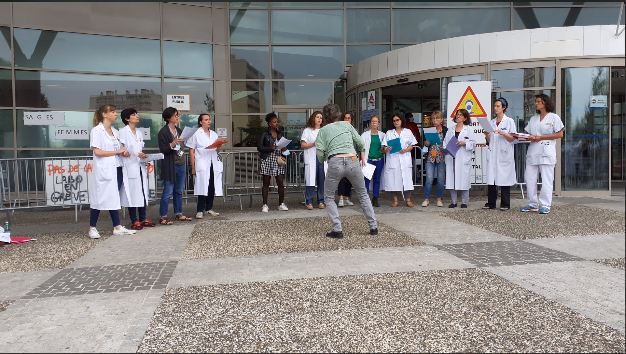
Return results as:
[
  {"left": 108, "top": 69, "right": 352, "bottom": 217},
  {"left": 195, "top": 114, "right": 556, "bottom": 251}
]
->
[{"left": 45, "top": 159, "right": 157, "bottom": 206}]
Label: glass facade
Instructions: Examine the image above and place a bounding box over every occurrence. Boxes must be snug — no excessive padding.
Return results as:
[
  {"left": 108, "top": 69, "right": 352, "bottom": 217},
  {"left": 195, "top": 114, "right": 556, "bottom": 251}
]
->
[{"left": 0, "top": 1, "right": 622, "bottom": 160}]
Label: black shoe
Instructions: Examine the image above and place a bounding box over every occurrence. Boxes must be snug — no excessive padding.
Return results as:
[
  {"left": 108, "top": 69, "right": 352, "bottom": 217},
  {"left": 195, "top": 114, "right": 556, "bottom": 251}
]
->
[
  {"left": 372, "top": 197, "right": 380, "bottom": 207},
  {"left": 448, "top": 203, "right": 457, "bottom": 208},
  {"left": 461, "top": 204, "right": 468, "bottom": 209},
  {"left": 500, "top": 206, "right": 510, "bottom": 211},
  {"left": 326, "top": 231, "right": 344, "bottom": 239},
  {"left": 370, "top": 228, "right": 378, "bottom": 236},
  {"left": 482, "top": 204, "right": 495, "bottom": 210}
]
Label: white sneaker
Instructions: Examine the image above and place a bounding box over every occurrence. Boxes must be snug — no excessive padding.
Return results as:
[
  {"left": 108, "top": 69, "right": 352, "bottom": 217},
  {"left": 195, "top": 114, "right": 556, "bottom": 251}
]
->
[
  {"left": 113, "top": 226, "right": 136, "bottom": 236},
  {"left": 88, "top": 228, "right": 101, "bottom": 239},
  {"left": 262, "top": 204, "right": 269, "bottom": 213},
  {"left": 195, "top": 212, "right": 204, "bottom": 219},
  {"left": 344, "top": 199, "right": 354, "bottom": 206},
  {"left": 278, "top": 203, "right": 289, "bottom": 211},
  {"left": 206, "top": 210, "right": 220, "bottom": 216},
  {"left": 338, "top": 199, "right": 345, "bottom": 207}
]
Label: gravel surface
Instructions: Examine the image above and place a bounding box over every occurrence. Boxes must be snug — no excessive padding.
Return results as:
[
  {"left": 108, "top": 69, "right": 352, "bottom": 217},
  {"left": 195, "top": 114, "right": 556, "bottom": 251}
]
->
[
  {"left": 0, "top": 232, "right": 109, "bottom": 273},
  {"left": 436, "top": 204, "right": 625, "bottom": 240},
  {"left": 138, "top": 268, "right": 625, "bottom": 353},
  {"left": 183, "top": 215, "right": 423, "bottom": 260},
  {"left": 595, "top": 258, "right": 626, "bottom": 270},
  {"left": 0, "top": 300, "right": 14, "bottom": 312}
]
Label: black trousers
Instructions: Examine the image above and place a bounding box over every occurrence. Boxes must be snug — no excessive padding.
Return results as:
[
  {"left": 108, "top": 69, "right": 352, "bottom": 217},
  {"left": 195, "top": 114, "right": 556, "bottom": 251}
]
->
[{"left": 487, "top": 184, "right": 511, "bottom": 209}]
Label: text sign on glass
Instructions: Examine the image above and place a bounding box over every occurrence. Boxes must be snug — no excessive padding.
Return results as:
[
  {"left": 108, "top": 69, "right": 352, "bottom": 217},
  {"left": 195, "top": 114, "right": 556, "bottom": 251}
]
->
[
  {"left": 55, "top": 127, "right": 89, "bottom": 140},
  {"left": 137, "top": 127, "right": 151, "bottom": 140},
  {"left": 24, "top": 111, "right": 66, "bottom": 126},
  {"left": 166, "top": 94, "right": 191, "bottom": 111}
]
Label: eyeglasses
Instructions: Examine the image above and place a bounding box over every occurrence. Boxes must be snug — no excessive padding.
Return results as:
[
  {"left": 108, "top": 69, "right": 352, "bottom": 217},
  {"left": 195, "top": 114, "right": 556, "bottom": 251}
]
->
[{"left": 392, "top": 119, "right": 401, "bottom": 122}]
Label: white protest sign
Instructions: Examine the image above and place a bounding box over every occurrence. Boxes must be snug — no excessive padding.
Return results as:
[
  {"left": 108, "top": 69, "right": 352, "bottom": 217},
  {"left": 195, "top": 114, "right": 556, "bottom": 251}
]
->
[
  {"left": 137, "top": 127, "right": 151, "bottom": 140},
  {"left": 54, "top": 127, "right": 89, "bottom": 140},
  {"left": 24, "top": 111, "right": 65, "bottom": 126},
  {"left": 45, "top": 159, "right": 159, "bottom": 206},
  {"left": 166, "top": 94, "right": 191, "bottom": 111},
  {"left": 367, "top": 91, "right": 376, "bottom": 110},
  {"left": 446, "top": 81, "right": 492, "bottom": 184}
]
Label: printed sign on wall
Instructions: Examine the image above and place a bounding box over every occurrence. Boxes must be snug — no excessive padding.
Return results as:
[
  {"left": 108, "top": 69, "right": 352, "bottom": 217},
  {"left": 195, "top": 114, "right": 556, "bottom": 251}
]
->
[
  {"left": 55, "top": 127, "right": 89, "bottom": 140},
  {"left": 137, "top": 127, "right": 151, "bottom": 140},
  {"left": 166, "top": 94, "right": 191, "bottom": 111},
  {"left": 24, "top": 112, "right": 66, "bottom": 126}
]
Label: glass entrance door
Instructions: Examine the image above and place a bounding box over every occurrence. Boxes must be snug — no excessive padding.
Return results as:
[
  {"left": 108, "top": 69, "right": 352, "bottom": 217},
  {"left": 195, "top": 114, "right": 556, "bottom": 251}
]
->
[
  {"left": 273, "top": 107, "right": 323, "bottom": 149},
  {"left": 611, "top": 68, "right": 625, "bottom": 182}
]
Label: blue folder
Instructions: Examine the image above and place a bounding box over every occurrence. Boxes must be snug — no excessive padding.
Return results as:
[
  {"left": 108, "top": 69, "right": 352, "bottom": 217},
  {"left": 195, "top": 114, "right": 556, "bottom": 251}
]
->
[{"left": 387, "top": 137, "right": 402, "bottom": 154}]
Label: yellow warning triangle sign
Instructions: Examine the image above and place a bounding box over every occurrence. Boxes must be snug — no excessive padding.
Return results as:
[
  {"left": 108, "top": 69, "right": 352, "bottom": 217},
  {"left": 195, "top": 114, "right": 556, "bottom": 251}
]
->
[{"left": 450, "top": 86, "right": 488, "bottom": 118}]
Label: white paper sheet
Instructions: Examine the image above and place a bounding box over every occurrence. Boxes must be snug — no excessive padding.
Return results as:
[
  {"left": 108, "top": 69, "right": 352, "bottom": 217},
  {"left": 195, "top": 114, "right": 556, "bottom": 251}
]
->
[
  {"left": 181, "top": 127, "right": 199, "bottom": 142},
  {"left": 477, "top": 117, "right": 494, "bottom": 133},
  {"left": 362, "top": 163, "right": 377, "bottom": 180},
  {"left": 275, "top": 137, "right": 292, "bottom": 149},
  {"left": 140, "top": 153, "right": 164, "bottom": 163}
]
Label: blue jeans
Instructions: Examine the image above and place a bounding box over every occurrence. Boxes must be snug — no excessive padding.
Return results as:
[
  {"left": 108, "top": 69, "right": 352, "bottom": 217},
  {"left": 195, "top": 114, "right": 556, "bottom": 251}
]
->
[
  {"left": 424, "top": 161, "right": 445, "bottom": 199},
  {"left": 305, "top": 158, "right": 325, "bottom": 205},
  {"left": 160, "top": 164, "right": 185, "bottom": 217},
  {"left": 364, "top": 159, "right": 384, "bottom": 198},
  {"left": 90, "top": 167, "right": 123, "bottom": 228}
]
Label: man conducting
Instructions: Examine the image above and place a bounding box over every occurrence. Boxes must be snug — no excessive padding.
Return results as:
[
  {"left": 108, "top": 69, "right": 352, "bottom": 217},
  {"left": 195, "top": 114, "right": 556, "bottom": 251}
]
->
[{"left": 316, "top": 104, "right": 378, "bottom": 239}]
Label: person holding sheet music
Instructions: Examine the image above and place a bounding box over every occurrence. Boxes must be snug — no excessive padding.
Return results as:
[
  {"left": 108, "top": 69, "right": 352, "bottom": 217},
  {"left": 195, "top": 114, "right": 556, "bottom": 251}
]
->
[
  {"left": 257, "top": 112, "right": 289, "bottom": 213},
  {"left": 119, "top": 108, "right": 155, "bottom": 230},
  {"left": 382, "top": 113, "right": 417, "bottom": 208},
  {"left": 360, "top": 114, "right": 387, "bottom": 207},
  {"left": 187, "top": 113, "right": 226, "bottom": 219},
  {"left": 483, "top": 98, "right": 517, "bottom": 211},
  {"left": 422, "top": 111, "right": 448, "bottom": 208},
  {"left": 443, "top": 109, "right": 476, "bottom": 208}
]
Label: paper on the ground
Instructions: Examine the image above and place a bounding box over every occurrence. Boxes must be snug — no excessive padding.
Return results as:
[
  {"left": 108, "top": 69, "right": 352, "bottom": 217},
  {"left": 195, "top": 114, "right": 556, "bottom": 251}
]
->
[
  {"left": 442, "top": 136, "right": 461, "bottom": 158},
  {"left": 362, "top": 163, "right": 376, "bottom": 180},
  {"left": 181, "top": 127, "right": 199, "bottom": 141},
  {"left": 423, "top": 127, "right": 442, "bottom": 145},
  {"left": 477, "top": 117, "right": 494, "bottom": 133},
  {"left": 0, "top": 232, "right": 10, "bottom": 243},
  {"left": 140, "top": 153, "right": 164, "bottom": 163},
  {"left": 387, "top": 137, "right": 402, "bottom": 154},
  {"left": 275, "top": 137, "right": 292, "bottom": 149}
]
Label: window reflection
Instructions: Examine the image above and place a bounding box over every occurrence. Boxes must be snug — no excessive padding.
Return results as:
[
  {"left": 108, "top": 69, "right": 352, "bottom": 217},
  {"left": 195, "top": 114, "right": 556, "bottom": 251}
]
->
[
  {"left": 163, "top": 41, "right": 213, "bottom": 79},
  {"left": 230, "top": 10, "right": 269, "bottom": 44},
  {"left": 230, "top": 46, "right": 270, "bottom": 79},
  {"left": 347, "top": 45, "right": 390, "bottom": 65},
  {"left": 272, "top": 81, "right": 333, "bottom": 106},
  {"left": 347, "top": 2, "right": 390, "bottom": 6},
  {"left": 13, "top": 28, "right": 161, "bottom": 75},
  {"left": 15, "top": 71, "right": 162, "bottom": 110},
  {"left": 272, "top": 46, "right": 344, "bottom": 80},
  {"left": 347, "top": 9, "right": 391, "bottom": 43},
  {"left": 0, "top": 110, "right": 13, "bottom": 148},
  {"left": 164, "top": 79, "right": 214, "bottom": 114},
  {"left": 232, "top": 115, "right": 264, "bottom": 147},
  {"left": 232, "top": 81, "right": 270, "bottom": 113},
  {"left": 0, "top": 27, "right": 10, "bottom": 67},
  {"left": 0, "top": 69, "right": 11, "bottom": 107},
  {"left": 393, "top": 2, "right": 510, "bottom": 6},
  {"left": 229, "top": 2, "right": 268, "bottom": 7},
  {"left": 271, "top": 2, "right": 343, "bottom": 7},
  {"left": 513, "top": 7, "right": 625, "bottom": 29},
  {"left": 491, "top": 67, "right": 556, "bottom": 90},
  {"left": 393, "top": 8, "right": 510, "bottom": 43},
  {"left": 271, "top": 10, "right": 343, "bottom": 44}
]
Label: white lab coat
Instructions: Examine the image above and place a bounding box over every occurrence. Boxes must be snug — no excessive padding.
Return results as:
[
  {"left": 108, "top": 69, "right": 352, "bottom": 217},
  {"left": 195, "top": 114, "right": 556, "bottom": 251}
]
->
[
  {"left": 524, "top": 112, "right": 564, "bottom": 166},
  {"left": 444, "top": 125, "right": 476, "bottom": 190},
  {"left": 88, "top": 123, "right": 122, "bottom": 211},
  {"left": 485, "top": 115, "right": 517, "bottom": 186},
  {"left": 118, "top": 125, "right": 149, "bottom": 208},
  {"left": 301, "top": 127, "right": 323, "bottom": 187},
  {"left": 186, "top": 128, "right": 223, "bottom": 197},
  {"left": 382, "top": 128, "right": 417, "bottom": 191},
  {"left": 360, "top": 130, "right": 387, "bottom": 160}
]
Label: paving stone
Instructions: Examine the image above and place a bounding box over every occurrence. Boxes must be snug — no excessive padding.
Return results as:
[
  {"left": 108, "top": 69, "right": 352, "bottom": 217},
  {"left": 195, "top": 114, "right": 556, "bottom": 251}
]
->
[{"left": 526, "top": 234, "right": 625, "bottom": 260}]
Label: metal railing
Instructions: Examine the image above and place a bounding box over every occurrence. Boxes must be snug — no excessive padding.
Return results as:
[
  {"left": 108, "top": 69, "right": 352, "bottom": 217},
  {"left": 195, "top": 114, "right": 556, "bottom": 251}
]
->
[{"left": 0, "top": 144, "right": 532, "bottom": 220}]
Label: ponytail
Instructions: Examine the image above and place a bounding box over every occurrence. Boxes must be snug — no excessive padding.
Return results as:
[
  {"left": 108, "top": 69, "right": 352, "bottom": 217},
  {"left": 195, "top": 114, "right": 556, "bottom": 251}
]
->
[{"left": 93, "top": 104, "right": 115, "bottom": 127}]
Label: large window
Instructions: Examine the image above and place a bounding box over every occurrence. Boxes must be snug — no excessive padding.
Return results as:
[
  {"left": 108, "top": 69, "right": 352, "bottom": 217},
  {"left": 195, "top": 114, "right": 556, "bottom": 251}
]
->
[
  {"left": 347, "top": 45, "right": 390, "bottom": 65},
  {"left": 164, "top": 79, "right": 214, "bottom": 114},
  {"left": 13, "top": 29, "right": 161, "bottom": 75},
  {"left": 491, "top": 68, "right": 556, "bottom": 91},
  {"left": 232, "top": 81, "right": 271, "bottom": 114},
  {"left": 230, "top": 46, "right": 271, "bottom": 80},
  {"left": 272, "top": 46, "right": 344, "bottom": 80},
  {"left": 0, "top": 109, "right": 13, "bottom": 148},
  {"left": 0, "top": 27, "right": 10, "bottom": 67},
  {"left": 271, "top": 10, "right": 344, "bottom": 44},
  {"left": 0, "top": 69, "right": 11, "bottom": 107},
  {"left": 347, "top": 9, "right": 391, "bottom": 43},
  {"left": 272, "top": 81, "right": 333, "bottom": 106},
  {"left": 230, "top": 10, "right": 269, "bottom": 44},
  {"left": 513, "top": 7, "right": 626, "bottom": 29},
  {"left": 163, "top": 41, "right": 213, "bottom": 79}
]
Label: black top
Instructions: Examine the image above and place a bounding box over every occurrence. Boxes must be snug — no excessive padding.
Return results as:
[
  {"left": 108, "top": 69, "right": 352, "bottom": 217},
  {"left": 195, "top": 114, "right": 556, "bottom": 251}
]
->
[
  {"left": 257, "top": 127, "right": 285, "bottom": 160},
  {"left": 158, "top": 124, "right": 183, "bottom": 183},
  {"left": 455, "top": 130, "right": 460, "bottom": 139}
]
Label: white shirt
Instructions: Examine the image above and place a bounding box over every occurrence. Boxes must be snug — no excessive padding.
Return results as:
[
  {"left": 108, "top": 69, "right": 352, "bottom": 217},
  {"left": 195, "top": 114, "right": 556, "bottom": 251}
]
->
[{"left": 524, "top": 112, "right": 564, "bottom": 165}]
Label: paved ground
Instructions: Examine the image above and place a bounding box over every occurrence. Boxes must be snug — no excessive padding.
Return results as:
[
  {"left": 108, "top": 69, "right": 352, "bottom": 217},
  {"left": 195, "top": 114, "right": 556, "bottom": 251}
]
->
[{"left": 0, "top": 192, "right": 624, "bottom": 352}]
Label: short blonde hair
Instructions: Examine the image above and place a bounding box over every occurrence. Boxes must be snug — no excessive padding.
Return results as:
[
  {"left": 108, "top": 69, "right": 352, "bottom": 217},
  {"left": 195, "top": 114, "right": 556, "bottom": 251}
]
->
[{"left": 431, "top": 111, "right": 444, "bottom": 121}]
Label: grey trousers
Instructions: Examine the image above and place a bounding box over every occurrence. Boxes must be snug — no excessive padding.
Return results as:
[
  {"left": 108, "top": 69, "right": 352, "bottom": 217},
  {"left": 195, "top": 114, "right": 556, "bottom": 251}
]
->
[
  {"left": 324, "top": 157, "right": 377, "bottom": 232},
  {"left": 450, "top": 189, "right": 469, "bottom": 204}
]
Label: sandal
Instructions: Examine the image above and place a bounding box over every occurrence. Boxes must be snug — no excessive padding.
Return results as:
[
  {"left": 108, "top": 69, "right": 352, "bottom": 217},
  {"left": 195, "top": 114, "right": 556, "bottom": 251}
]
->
[
  {"left": 391, "top": 201, "right": 399, "bottom": 208},
  {"left": 406, "top": 201, "right": 415, "bottom": 208},
  {"left": 159, "top": 217, "right": 174, "bottom": 225},
  {"left": 175, "top": 214, "right": 192, "bottom": 222},
  {"left": 142, "top": 219, "right": 156, "bottom": 227},
  {"left": 130, "top": 221, "right": 143, "bottom": 230}
]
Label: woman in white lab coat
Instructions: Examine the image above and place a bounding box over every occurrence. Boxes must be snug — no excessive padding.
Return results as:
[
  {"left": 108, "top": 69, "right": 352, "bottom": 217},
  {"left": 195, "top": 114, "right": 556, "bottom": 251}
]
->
[
  {"left": 520, "top": 94, "right": 564, "bottom": 214},
  {"left": 483, "top": 98, "right": 517, "bottom": 211},
  {"left": 187, "top": 113, "right": 226, "bottom": 219},
  {"left": 443, "top": 109, "right": 476, "bottom": 208},
  {"left": 88, "top": 104, "right": 136, "bottom": 239},
  {"left": 382, "top": 114, "right": 417, "bottom": 207},
  {"left": 301, "top": 110, "right": 326, "bottom": 210},
  {"left": 119, "top": 108, "right": 155, "bottom": 230},
  {"left": 360, "top": 114, "right": 387, "bottom": 207}
]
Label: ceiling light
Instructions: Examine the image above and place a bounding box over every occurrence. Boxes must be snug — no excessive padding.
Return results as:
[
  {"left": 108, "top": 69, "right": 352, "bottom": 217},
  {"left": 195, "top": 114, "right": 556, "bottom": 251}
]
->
[
  {"left": 46, "top": 85, "right": 61, "bottom": 87},
  {"left": 299, "top": 85, "right": 305, "bottom": 87},
  {"left": 178, "top": 86, "right": 196, "bottom": 89},
  {"left": 308, "top": 75, "right": 314, "bottom": 77}
]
